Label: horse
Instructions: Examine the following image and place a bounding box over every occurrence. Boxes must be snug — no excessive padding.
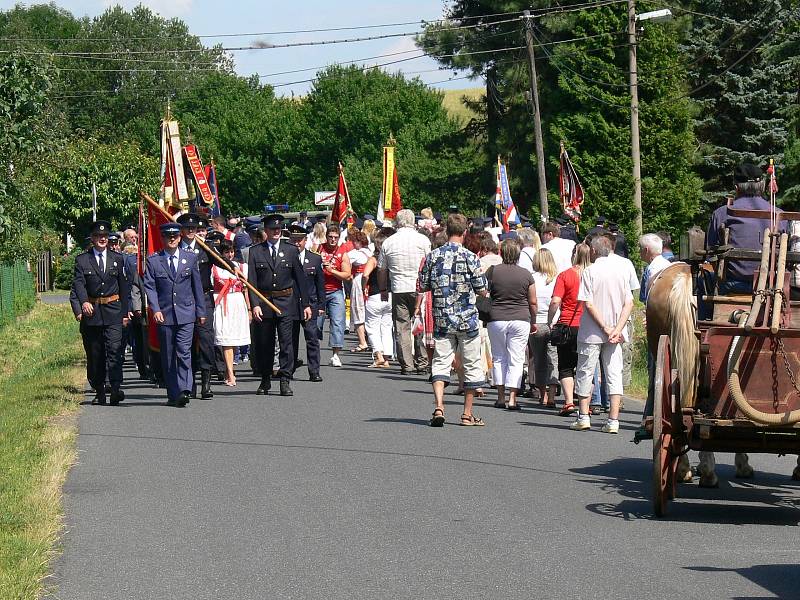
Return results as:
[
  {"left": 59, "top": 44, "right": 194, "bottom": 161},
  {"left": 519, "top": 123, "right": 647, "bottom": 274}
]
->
[{"left": 645, "top": 262, "right": 800, "bottom": 486}]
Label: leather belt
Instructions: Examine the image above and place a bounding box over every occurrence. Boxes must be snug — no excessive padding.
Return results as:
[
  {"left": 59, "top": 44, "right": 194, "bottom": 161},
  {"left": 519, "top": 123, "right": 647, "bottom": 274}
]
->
[
  {"left": 88, "top": 294, "right": 119, "bottom": 304},
  {"left": 262, "top": 288, "right": 293, "bottom": 298}
]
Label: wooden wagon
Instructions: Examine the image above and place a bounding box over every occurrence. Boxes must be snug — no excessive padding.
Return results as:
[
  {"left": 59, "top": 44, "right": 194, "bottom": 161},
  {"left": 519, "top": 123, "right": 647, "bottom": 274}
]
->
[{"left": 652, "top": 208, "right": 800, "bottom": 516}]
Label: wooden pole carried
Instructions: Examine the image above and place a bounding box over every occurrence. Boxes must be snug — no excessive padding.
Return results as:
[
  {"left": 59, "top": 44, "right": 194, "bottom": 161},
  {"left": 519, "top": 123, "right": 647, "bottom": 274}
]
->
[{"left": 140, "top": 192, "right": 282, "bottom": 315}]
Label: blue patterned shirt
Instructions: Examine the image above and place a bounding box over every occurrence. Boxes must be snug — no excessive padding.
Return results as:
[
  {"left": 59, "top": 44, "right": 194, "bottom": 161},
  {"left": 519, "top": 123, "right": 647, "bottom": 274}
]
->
[{"left": 418, "top": 241, "right": 487, "bottom": 338}]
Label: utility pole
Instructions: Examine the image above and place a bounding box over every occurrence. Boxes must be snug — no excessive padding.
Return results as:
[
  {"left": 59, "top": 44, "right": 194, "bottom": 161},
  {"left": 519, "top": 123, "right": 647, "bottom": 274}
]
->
[
  {"left": 523, "top": 10, "right": 549, "bottom": 221},
  {"left": 628, "top": 0, "right": 643, "bottom": 239}
]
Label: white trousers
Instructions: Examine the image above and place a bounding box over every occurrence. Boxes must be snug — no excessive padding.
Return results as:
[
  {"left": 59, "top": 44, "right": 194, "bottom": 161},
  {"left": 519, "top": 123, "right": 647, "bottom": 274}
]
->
[
  {"left": 487, "top": 320, "right": 530, "bottom": 390},
  {"left": 365, "top": 294, "right": 393, "bottom": 357}
]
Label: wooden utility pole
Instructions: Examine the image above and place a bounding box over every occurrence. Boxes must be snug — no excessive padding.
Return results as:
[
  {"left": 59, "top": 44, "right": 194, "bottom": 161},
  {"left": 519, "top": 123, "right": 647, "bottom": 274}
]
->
[
  {"left": 628, "top": 0, "right": 643, "bottom": 239},
  {"left": 523, "top": 10, "right": 549, "bottom": 221}
]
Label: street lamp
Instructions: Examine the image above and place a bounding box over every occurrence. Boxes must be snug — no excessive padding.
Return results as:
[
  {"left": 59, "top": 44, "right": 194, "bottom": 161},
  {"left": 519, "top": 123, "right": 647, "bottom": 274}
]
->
[{"left": 628, "top": 2, "right": 672, "bottom": 239}]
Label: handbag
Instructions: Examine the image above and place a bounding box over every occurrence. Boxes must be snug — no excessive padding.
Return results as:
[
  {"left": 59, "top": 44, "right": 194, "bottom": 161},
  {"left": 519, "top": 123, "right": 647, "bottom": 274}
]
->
[
  {"left": 549, "top": 299, "right": 581, "bottom": 346},
  {"left": 477, "top": 267, "right": 494, "bottom": 323}
]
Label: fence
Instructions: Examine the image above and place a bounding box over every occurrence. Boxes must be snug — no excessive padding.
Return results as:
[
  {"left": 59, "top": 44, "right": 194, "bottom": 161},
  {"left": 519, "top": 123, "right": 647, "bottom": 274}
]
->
[{"left": 0, "top": 261, "right": 36, "bottom": 326}]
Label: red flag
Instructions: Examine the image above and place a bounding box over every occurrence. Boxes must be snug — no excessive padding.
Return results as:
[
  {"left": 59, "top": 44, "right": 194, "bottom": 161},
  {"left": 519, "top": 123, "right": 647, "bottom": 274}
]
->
[
  {"left": 386, "top": 166, "right": 402, "bottom": 220},
  {"left": 559, "top": 143, "right": 584, "bottom": 223},
  {"left": 332, "top": 164, "right": 351, "bottom": 225},
  {"left": 145, "top": 201, "right": 171, "bottom": 352}
]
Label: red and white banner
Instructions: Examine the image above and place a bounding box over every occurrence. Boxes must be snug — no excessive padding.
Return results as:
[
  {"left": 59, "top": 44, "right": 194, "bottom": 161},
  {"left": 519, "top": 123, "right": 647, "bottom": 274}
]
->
[
  {"left": 183, "top": 144, "right": 214, "bottom": 208},
  {"left": 559, "top": 143, "right": 584, "bottom": 223}
]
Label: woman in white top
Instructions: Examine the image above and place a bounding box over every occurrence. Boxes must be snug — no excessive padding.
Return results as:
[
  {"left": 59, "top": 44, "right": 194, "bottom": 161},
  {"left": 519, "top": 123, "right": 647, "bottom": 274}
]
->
[
  {"left": 347, "top": 230, "right": 372, "bottom": 352},
  {"left": 306, "top": 221, "right": 327, "bottom": 252},
  {"left": 529, "top": 248, "right": 560, "bottom": 406},
  {"left": 212, "top": 240, "right": 251, "bottom": 386}
]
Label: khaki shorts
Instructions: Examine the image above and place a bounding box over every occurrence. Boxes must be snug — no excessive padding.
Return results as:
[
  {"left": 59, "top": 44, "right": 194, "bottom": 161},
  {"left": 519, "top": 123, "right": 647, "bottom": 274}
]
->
[
  {"left": 574, "top": 341, "right": 624, "bottom": 397},
  {"left": 432, "top": 331, "right": 485, "bottom": 389}
]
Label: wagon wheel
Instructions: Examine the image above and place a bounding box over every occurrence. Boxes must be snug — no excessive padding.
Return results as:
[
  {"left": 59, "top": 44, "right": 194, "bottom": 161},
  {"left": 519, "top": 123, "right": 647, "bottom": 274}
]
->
[{"left": 653, "top": 335, "right": 678, "bottom": 517}]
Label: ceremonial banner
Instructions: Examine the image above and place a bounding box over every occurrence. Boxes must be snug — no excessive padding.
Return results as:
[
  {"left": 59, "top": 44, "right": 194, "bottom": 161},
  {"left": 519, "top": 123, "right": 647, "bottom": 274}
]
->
[
  {"left": 145, "top": 199, "right": 170, "bottom": 352},
  {"left": 160, "top": 119, "right": 189, "bottom": 209},
  {"left": 332, "top": 163, "right": 353, "bottom": 225},
  {"left": 495, "top": 157, "right": 519, "bottom": 232},
  {"left": 204, "top": 162, "right": 222, "bottom": 217},
  {"left": 559, "top": 143, "right": 584, "bottom": 223},
  {"left": 183, "top": 145, "right": 214, "bottom": 208},
  {"left": 381, "top": 144, "right": 402, "bottom": 219}
]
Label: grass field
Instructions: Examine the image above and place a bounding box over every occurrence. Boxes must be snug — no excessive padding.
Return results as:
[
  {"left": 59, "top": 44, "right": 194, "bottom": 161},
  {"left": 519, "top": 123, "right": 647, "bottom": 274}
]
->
[
  {"left": 0, "top": 303, "right": 84, "bottom": 600},
  {"left": 441, "top": 87, "right": 484, "bottom": 123}
]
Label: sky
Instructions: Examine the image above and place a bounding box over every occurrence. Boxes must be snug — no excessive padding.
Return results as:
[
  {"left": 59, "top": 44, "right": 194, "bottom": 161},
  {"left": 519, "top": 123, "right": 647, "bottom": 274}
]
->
[{"left": 2, "top": 0, "right": 482, "bottom": 95}]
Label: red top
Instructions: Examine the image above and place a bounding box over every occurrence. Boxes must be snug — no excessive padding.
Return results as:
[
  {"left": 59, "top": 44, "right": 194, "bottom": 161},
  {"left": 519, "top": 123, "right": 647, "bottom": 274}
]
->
[
  {"left": 318, "top": 244, "right": 347, "bottom": 293},
  {"left": 553, "top": 266, "right": 584, "bottom": 326}
]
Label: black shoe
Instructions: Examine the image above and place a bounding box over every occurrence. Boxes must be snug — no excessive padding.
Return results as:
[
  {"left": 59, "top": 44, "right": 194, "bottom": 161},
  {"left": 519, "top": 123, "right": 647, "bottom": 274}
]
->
[
  {"left": 294, "top": 359, "right": 305, "bottom": 369},
  {"left": 280, "top": 380, "right": 293, "bottom": 396},
  {"left": 109, "top": 390, "right": 125, "bottom": 405},
  {"left": 200, "top": 370, "right": 214, "bottom": 399},
  {"left": 94, "top": 393, "right": 107, "bottom": 405},
  {"left": 256, "top": 379, "right": 271, "bottom": 395},
  {"left": 166, "top": 398, "right": 179, "bottom": 407},
  {"left": 177, "top": 392, "right": 190, "bottom": 407},
  {"left": 309, "top": 372, "right": 323, "bottom": 382}
]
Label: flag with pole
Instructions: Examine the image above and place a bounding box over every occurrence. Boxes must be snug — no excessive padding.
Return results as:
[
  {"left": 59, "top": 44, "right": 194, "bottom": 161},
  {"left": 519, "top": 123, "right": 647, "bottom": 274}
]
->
[
  {"left": 381, "top": 138, "right": 402, "bottom": 220},
  {"left": 204, "top": 160, "right": 222, "bottom": 217},
  {"left": 494, "top": 157, "right": 519, "bottom": 232},
  {"left": 768, "top": 158, "right": 779, "bottom": 231},
  {"left": 332, "top": 162, "right": 354, "bottom": 226},
  {"left": 559, "top": 142, "right": 584, "bottom": 223}
]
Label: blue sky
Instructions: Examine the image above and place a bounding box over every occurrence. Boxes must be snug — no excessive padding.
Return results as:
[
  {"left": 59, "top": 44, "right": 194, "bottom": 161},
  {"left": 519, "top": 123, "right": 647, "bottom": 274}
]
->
[{"left": 3, "top": 0, "right": 481, "bottom": 95}]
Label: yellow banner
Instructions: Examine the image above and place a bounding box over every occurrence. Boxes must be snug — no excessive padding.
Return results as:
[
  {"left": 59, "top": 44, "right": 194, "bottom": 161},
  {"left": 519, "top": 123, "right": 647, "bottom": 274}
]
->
[{"left": 382, "top": 145, "right": 394, "bottom": 212}]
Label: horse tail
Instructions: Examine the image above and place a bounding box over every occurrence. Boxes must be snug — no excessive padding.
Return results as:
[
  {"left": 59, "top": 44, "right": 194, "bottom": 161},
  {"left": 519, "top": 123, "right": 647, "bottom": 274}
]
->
[{"left": 668, "top": 270, "right": 698, "bottom": 407}]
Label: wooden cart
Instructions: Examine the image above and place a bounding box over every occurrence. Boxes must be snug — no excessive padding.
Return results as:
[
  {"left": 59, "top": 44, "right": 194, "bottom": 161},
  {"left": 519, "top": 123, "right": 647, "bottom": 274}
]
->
[{"left": 653, "top": 209, "right": 800, "bottom": 516}]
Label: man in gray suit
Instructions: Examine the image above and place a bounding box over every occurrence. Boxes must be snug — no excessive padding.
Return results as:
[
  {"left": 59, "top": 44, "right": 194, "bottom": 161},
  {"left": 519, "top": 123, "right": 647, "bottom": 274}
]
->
[{"left": 143, "top": 222, "right": 206, "bottom": 407}]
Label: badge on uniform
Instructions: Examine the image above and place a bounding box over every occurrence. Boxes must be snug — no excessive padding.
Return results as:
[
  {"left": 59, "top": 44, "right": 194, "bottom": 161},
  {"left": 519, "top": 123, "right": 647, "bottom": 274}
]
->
[
  {"left": 279, "top": 252, "right": 284, "bottom": 258},
  {"left": 182, "top": 259, "right": 187, "bottom": 264}
]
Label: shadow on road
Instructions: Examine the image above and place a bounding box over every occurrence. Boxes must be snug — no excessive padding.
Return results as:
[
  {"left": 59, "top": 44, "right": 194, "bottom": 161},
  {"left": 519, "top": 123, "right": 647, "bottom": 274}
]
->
[
  {"left": 571, "top": 457, "right": 800, "bottom": 525},
  {"left": 685, "top": 563, "right": 800, "bottom": 599}
]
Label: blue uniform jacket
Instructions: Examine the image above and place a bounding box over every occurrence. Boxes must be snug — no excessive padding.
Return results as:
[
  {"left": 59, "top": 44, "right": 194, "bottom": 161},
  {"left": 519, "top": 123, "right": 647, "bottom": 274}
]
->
[
  {"left": 142, "top": 250, "right": 206, "bottom": 325},
  {"left": 300, "top": 250, "right": 326, "bottom": 313}
]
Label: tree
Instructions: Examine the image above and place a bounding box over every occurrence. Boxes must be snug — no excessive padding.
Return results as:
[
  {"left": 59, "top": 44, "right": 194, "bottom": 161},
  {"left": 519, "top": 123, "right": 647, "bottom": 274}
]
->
[
  {"left": 34, "top": 138, "right": 159, "bottom": 238},
  {"left": 684, "top": 0, "right": 795, "bottom": 209}
]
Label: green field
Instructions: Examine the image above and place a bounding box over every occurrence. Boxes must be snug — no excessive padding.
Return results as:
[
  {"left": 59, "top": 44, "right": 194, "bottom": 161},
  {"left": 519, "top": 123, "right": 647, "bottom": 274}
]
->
[{"left": 441, "top": 87, "right": 485, "bottom": 123}]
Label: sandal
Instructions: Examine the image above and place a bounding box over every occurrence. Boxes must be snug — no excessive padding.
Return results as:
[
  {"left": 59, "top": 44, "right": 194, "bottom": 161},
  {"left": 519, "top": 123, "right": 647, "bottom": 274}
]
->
[
  {"left": 367, "top": 360, "right": 388, "bottom": 368},
  {"left": 559, "top": 403, "right": 577, "bottom": 417},
  {"left": 351, "top": 345, "right": 370, "bottom": 353},
  {"left": 430, "top": 408, "right": 445, "bottom": 427},
  {"left": 460, "top": 413, "right": 485, "bottom": 427},
  {"left": 475, "top": 388, "right": 485, "bottom": 398}
]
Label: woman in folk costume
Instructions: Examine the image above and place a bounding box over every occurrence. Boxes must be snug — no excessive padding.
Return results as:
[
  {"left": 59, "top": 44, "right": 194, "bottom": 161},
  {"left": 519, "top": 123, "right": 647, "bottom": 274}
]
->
[
  {"left": 346, "top": 230, "right": 372, "bottom": 352},
  {"left": 212, "top": 240, "right": 251, "bottom": 386}
]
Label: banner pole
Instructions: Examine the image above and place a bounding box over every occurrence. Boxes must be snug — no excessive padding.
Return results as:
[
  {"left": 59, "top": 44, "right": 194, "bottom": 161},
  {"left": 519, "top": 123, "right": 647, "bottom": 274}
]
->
[{"left": 140, "top": 192, "right": 282, "bottom": 315}]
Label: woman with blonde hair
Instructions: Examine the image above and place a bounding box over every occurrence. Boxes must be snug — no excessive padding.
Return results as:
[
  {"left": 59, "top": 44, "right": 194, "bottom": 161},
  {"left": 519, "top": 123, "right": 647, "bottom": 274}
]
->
[
  {"left": 548, "top": 243, "right": 591, "bottom": 415},
  {"left": 529, "top": 248, "right": 559, "bottom": 407},
  {"left": 307, "top": 221, "right": 327, "bottom": 252},
  {"left": 361, "top": 219, "right": 377, "bottom": 244}
]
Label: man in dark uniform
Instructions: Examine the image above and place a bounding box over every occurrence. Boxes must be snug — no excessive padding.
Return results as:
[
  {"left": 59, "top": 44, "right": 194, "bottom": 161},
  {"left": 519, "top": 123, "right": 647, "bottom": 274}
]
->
[
  {"left": 143, "top": 222, "right": 206, "bottom": 407},
  {"left": 608, "top": 222, "right": 629, "bottom": 258},
  {"left": 71, "top": 220, "right": 130, "bottom": 405},
  {"left": 586, "top": 215, "right": 608, "bottom": 239},
  {"left": 288, "top": 224, "right": 324, "bottom": 382},
  {"left": 248, "top": 214, "right": 311, "bottom": 396},
  {"left": 178, "top": 212, "right": 216, "bottom": 399}
]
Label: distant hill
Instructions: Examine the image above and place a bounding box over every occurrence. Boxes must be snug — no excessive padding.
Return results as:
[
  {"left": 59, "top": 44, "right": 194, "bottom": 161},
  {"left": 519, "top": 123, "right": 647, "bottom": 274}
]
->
[{"left": 441, "top": 87, "right": 484, "bottom": 123}]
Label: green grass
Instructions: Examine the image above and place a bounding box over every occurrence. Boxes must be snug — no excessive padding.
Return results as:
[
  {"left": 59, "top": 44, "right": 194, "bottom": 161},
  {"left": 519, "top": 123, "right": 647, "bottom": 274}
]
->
[
  {"left": 0, "top": 303, "right": 84, "bottom": 600},
  {"left": 628, "top": 301, "right": 649, "bottom": 400},
  {"left": 441, "top": 87, "right": 484, "bottom": 123}
]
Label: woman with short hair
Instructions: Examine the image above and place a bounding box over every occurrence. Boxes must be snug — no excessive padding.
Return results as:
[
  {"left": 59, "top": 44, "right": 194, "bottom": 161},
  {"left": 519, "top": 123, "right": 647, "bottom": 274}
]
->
[
  {"left": 347, "top": 230, "right": 372, "bottom": 352},
  {"left": 486, "top": 238, "right": 537, "bottom": 410}
]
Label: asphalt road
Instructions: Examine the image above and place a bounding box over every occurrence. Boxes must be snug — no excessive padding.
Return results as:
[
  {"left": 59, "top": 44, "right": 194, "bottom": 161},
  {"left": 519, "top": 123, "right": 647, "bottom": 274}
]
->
[{"left": 49, "top": 334, "right": 800, "bottom": 600}]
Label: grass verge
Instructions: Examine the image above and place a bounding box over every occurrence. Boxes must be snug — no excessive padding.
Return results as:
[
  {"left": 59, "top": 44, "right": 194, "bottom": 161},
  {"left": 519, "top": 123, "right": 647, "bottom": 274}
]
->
[{"left": 0, "top": 303, "right": 84, "bottom": 600}]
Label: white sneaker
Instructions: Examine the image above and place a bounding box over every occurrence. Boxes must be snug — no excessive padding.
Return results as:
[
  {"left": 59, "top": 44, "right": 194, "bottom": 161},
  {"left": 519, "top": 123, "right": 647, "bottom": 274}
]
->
[
  {"left": 601, "top": 420, "right": 619, "bottom": 434},
  {"left": 329, "top": 354, "right": 342, "bottom": 367},
  {"left": 570, "top": 416, "right": 591, "bottom": 431}
]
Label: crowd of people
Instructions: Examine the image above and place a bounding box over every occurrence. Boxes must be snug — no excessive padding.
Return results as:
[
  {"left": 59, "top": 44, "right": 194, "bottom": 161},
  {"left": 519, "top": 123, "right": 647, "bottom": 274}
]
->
[{"left": 71, "top": 203, "right": 679, "bottom": 430}]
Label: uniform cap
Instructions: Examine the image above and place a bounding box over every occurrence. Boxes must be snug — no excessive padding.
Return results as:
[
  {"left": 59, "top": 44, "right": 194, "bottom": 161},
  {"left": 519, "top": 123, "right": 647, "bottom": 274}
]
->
[
  {"left": 288, "top": 224, "right": 308, "bottom": 237},
  {"left": 108, "top": 231, "right": 121, "bottom": 242},
  {"left": 177, "top": 213, "right": 205, "bottom": 228},
  {"left": 363, "top": 213, "right": 375, "bottom": 221},
  {"left": 734, "top": 162, "right": 763, "bottom": 183},
  {"left": 90, "top": 220, "right": 112, "bottom": 236},
  {"left": 159, "top": 223, "right": 181, "bottom": 235},
  {"left": 263, "top": 213, "right": 286, "bottom": 229},
  {"left": 498, "top": 231, "right": 518, "bottom": 241}
]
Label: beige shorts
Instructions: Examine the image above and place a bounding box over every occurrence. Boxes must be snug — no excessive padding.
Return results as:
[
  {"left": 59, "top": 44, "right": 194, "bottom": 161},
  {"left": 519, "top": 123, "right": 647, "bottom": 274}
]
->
[
  {"left": 432, "top": 331, "right": 485, "bottom": 389},
  {"left": 574, "top": 341, "right": 624, "bottom": 397}
]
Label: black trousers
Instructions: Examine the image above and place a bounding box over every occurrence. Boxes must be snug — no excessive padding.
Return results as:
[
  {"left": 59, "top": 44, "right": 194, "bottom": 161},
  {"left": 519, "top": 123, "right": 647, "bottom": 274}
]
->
[
  {"left": 81, "top": 323, "right": 124, "bottom": 392},
  {"left": 257, "top": 317, "right": 294, "bottom": 381},
  {"left": 292, "top": 317, "right": 321, "bottom": 375},
  {"left": 127, "top": 315, "right": 147, "bottom": 377},
  {"left": 192, "top": 293, "right": 215, "bottom": 372}
]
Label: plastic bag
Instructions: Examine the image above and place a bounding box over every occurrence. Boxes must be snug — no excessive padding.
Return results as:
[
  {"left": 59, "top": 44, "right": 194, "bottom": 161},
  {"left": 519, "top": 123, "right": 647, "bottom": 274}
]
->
[{"left": 412, "top": 315, "right": 424, "bottom": 336}]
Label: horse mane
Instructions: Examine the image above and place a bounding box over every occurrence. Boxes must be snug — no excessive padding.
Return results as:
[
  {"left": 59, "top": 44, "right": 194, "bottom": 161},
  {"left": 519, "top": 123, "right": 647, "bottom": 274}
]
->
[{"left": 668, "top": 269, "right": 699, "bottom": 407}]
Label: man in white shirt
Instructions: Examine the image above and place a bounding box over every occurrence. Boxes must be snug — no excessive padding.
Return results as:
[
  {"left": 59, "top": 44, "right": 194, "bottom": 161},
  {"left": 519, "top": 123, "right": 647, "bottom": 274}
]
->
[
  {"left": 570, "top": 236, "right": 633, "bottom": 434},
  {"left": 378, "top": 209, "right": 432, "bottom": 374},
  {"left": 516, "top": 228, "right": 539, "bottom": 273},
  {"left": 541, "top": 222, "right": 576, "bottom": 274}
]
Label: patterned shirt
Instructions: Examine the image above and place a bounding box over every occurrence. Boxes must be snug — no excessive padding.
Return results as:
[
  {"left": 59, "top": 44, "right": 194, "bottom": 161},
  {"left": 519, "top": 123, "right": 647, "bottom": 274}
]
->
[{"left": 417, "top": 241, "right": 487, "bottom": 338}]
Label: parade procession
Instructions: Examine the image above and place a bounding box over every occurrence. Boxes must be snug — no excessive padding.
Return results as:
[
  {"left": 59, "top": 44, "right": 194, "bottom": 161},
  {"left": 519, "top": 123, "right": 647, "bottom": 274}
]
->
[{"left": 3, "top": 1, "right": 800, "bottom": 599}]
